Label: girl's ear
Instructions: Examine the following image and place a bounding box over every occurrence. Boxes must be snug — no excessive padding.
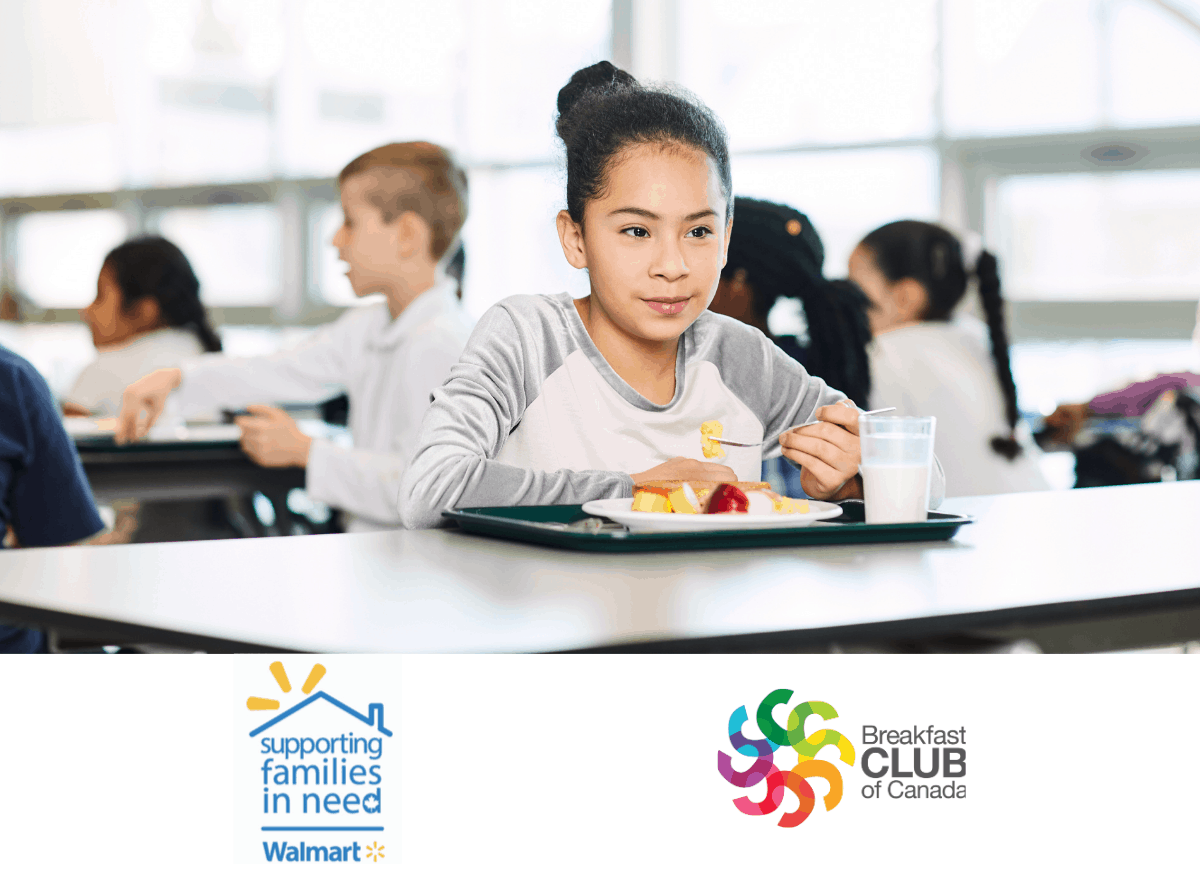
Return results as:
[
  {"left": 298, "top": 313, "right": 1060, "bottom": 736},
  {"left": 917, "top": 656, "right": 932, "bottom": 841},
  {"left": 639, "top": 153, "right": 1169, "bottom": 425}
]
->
[
  {"left": 892, "top": 278, "right": 929, "bottom": 323},
  {"left": 130, "top": 295, "right": 163, "bottom": 329},
  {"left": 556, "top": 210, "right": 588, "bottom": 270},
  {"left": 721, "top": 216, "right": 734, "bottom": 269}
]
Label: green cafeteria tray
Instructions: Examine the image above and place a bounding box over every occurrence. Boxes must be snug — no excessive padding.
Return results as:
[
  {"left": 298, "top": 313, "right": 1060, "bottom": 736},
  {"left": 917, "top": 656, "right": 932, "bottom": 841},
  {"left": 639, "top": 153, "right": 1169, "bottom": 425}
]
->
[{"left": 443, "top": 501, "right": 973, "bottom": 552}]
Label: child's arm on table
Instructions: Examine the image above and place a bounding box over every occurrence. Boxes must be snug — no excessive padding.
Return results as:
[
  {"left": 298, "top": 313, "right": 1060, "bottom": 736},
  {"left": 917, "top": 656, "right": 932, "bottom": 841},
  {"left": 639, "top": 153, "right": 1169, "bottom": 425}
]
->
[{"left": 116, "top": 318, "right": 357, "bottom": 442}]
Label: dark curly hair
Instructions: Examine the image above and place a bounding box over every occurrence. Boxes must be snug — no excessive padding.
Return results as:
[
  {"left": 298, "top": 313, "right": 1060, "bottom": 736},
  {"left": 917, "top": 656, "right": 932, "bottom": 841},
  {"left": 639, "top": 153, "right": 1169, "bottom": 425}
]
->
[
  {"left": 555, "top": 61, "right": 732, "bottom": 224},
  {"left": 718, "top": 197, "right": 872, "bottom": 406}
]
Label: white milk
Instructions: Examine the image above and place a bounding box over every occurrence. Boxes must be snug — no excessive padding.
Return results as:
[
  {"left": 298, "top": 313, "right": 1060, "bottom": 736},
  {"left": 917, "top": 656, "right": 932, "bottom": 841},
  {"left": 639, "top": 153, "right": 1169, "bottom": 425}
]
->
[{"left": 861, "top": 463, "right": 930, "bottom": 524}]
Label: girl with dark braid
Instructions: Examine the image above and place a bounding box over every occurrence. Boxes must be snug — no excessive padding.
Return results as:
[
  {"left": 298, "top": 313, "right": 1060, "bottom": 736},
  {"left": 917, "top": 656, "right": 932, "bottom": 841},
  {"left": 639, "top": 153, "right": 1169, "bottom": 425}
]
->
[
  {"left": 848, "top": 220, "right": 1048, "bottom": 496},
  {"left": 65, "top": 236, "right": 222, "bottom": 417},
  {"left": 710, "top": 197, "right": 873, "bottom": 495},
  {"left": 711, "top": 198, "right": 872, "bottom": 412}
]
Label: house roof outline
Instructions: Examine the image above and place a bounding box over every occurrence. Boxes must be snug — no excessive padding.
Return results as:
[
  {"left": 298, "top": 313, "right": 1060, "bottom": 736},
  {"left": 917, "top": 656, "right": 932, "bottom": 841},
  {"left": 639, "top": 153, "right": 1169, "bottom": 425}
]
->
[{"left": 249, "top": 691, "right": 393, "bottom": 737}]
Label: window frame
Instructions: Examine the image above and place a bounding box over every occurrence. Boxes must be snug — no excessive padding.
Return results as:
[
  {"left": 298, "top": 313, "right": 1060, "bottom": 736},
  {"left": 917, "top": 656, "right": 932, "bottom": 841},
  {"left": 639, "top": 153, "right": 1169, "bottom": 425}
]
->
[{"left": 1, "top": 0, "right": 1198, "bottom": 339}]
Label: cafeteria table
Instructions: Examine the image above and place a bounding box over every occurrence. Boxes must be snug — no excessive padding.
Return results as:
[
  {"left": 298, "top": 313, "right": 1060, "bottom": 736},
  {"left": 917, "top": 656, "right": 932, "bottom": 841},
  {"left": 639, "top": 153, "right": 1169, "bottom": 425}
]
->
[
  {"left": 1, "top": 482, "right": 1198, "bottom": 653},
  {"left": 76, "top": 433, "right": 308, "bottom": 505}
]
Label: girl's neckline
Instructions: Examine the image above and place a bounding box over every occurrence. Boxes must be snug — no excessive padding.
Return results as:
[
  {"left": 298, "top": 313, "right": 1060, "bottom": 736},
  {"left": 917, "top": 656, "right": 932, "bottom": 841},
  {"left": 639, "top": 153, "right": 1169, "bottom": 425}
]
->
[{"left": 560, "top": 292, "right": 688, "bottom": 413}]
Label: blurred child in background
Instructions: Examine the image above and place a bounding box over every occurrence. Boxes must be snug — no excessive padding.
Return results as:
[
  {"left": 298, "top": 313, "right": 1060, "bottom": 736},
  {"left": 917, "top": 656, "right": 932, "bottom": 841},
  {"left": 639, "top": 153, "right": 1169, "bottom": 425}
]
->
[
  {"left": 64, "top": 237, "right": 221, "bottom": 417},
  {"left": 849, "top": 220, "right": 1047, "bottom": 497},
  {"left": 709, "top": 197, "right": 873, "bottom": 495},
  {"left": 1043, "top": 300, "right": 1200, "bottom": 443},
  {"left": 116, "top": 142, "right": 474, "bottom": 532}
]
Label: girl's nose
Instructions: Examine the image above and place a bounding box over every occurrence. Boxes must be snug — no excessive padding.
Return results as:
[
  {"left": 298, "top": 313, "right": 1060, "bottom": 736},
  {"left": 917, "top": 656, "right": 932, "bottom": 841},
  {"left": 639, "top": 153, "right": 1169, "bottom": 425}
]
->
[{"left": 650, "top": 238, "right": 688, "bottom": 281}]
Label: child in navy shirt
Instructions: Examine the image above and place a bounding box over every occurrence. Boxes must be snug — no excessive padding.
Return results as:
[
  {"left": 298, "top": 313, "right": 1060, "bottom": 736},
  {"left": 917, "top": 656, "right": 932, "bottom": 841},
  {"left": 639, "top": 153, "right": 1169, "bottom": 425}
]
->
[{"left": 1, "top": 345, "right": 105, "bottom": 652}]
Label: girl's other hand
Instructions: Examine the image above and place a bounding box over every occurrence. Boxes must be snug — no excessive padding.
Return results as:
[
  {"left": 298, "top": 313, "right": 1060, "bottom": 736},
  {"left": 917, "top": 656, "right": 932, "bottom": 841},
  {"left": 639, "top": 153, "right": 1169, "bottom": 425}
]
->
[
  {"left": 631, "top": 456, "right": 737, "bottom": 485},
  {"left": 779, "top": 401, "right": 863, "bottom": 500},
  {"left": 62, "top": 402, "right": 92, "bottom": 417},
  {"left": 115, "top": 367, "right": 182, "bottom": 444}
]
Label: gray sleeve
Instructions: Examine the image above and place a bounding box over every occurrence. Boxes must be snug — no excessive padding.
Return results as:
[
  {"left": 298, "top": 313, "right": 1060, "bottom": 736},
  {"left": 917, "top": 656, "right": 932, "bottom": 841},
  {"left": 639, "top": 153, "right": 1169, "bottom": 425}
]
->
[{"left": 398, "top": 302, "right": 632, "bottom": 529}]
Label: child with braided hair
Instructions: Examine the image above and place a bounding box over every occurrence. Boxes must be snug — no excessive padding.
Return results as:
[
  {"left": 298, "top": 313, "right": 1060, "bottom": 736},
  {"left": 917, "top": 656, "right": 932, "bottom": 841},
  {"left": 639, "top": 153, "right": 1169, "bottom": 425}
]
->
[
  {"left": 848, "top": 220, "right": 1048, "bottom": 496},
  {"left": 709, "top": 197, "right": 873, "bottom": 494}
]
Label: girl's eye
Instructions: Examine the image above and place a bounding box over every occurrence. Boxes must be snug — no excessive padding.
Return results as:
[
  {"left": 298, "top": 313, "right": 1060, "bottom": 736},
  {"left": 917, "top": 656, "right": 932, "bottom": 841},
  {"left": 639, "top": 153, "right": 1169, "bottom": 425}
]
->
[
  {"left": 686, "top": 226, "right": 714, "bottom": 239},
  {"left": 621, "top": 226, "right": 650, "bottom": 238}
]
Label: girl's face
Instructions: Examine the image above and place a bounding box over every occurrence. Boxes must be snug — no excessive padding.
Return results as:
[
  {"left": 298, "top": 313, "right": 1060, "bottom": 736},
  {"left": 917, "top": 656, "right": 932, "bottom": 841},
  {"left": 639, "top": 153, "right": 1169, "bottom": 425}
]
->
[
  {"left": 559, "top": 143, "right": 731, "bottom": 346},
  {"left": 848, "top": 244, "right": 926, "bottom": 335},
  {"left": 83, "top": 263, "right": 158, "bottom": 348}
]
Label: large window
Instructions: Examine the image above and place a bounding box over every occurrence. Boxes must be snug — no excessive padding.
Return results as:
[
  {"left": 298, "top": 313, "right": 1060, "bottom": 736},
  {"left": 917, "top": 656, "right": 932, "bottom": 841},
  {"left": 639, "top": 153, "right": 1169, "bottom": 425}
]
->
[
  {"left": 13, "top": 209, "right": 129, "bottom": 308},
  {"left": 995, "top": 169, "right": 1200, "bottom": 301},
  {"left": 679, "top": 0, "right": 938, "bottom": 149},
  {"left": 153, "top": 205, "right": 282, "bottom": 306},
  {"left": 2, "top": 0, "right": 1199, "bottom": 337}
]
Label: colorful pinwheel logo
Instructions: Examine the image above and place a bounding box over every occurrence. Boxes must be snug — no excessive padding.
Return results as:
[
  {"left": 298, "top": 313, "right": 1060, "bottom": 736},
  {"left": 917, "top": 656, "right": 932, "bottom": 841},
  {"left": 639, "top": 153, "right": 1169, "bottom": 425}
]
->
[{"left": 717, "top": 689, "right": 855, "bottom": 827}]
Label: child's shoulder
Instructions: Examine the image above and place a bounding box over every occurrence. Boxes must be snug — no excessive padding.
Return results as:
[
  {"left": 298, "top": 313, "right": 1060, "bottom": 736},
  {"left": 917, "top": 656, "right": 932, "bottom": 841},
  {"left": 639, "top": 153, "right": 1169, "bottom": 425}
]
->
[
  {"left": 0, "top": 345, "right": 55, "bottom": 425},
  {"left": 687, "top": 309, "right": 775, "bottom": 357},
  {"left": 476, "top": 292, "right": 575, "bottom": 333},
  {"left": 0, "top": 345, "right": 45, "bottom": 395}
]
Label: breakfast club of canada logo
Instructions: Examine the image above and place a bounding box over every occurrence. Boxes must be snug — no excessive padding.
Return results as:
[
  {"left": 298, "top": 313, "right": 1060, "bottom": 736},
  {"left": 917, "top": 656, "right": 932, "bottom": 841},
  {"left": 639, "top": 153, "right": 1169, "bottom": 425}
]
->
[
  {"left": 718, "top": 689, "right": 970, "bottom": 826},
  {"left": 717, "top": 689, "right": 855, "bottom": 828},
  {"left": 238, "top": 660, "right": 393, "bottom": 864}
]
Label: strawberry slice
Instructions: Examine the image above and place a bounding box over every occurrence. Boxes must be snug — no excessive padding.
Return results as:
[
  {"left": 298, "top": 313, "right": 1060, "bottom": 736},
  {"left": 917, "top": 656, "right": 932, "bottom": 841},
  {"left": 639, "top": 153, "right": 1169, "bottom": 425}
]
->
[{"left": 706, "top": 483, "right": 750, "bottom": 514}]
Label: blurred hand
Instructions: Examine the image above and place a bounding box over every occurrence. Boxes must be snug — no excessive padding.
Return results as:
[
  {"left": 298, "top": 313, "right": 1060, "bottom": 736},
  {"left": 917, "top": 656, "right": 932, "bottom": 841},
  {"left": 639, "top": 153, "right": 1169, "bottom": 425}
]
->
[
  {"left": 115, "top": 368, "right": 182, "bottom": 443},
  {"left": 631, "top": 456, "right": 738, "bottom": 485},
  {"left": 1043, "top": 403, "right": 1090, "bottom": 444},
  {"left": 780, "top": 400, "right": 863, "bottom": 501},
  {"left": 235, "top": 405, "right": 313, "bottom": 469},
  {"left": 62, "top": 402, "right": 92, "bottom": 417}
]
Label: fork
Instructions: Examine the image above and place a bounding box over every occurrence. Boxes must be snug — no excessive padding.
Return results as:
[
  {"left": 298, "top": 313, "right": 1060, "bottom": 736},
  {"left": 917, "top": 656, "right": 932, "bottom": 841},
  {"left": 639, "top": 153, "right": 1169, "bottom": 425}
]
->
[{"left": 707, "top": 407, "right": 897, "bottom": 447}]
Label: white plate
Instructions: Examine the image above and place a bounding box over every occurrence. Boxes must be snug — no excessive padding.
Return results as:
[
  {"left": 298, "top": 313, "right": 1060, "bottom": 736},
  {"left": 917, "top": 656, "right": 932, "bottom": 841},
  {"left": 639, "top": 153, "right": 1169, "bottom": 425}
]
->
[{"left": 581, "top": 497, "right": 843, "bottom": 533}]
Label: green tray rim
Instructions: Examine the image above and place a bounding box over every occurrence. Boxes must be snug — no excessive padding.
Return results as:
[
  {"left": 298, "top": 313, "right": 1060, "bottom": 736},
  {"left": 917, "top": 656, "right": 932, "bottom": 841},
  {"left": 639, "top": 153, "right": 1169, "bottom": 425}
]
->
[{"left": 443, "top": 502, "right": 974, "bottom": 553}]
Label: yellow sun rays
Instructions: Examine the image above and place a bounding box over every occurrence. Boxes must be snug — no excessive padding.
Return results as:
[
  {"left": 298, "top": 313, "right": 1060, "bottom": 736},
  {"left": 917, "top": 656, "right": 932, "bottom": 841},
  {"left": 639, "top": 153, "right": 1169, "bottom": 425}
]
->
[{"left": 246, "top": 662, "right": 328, "bottom": 710}]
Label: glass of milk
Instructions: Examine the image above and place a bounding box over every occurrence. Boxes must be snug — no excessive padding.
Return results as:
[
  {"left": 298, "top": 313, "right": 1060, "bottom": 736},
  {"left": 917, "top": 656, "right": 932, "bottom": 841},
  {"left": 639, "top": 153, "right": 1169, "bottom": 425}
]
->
[{"left": 860, "top": 416, "right": 936, "bottom": 524}]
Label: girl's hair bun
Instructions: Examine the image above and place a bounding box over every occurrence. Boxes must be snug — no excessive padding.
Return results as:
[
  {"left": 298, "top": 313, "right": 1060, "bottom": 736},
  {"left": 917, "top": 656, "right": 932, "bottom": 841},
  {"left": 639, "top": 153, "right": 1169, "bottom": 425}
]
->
[
  {"left": 556, "top": 61, "right": 637, "bottom": 120},
  {"left": 553, "top": 59, "right": 731, "bottom": 224}
]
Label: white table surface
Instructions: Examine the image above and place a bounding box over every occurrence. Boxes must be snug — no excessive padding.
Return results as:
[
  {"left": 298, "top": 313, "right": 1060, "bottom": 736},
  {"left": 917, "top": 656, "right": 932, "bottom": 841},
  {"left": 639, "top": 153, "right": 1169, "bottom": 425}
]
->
[{"left": 1, "top": 482, "right": 1197, "bottom": 652}]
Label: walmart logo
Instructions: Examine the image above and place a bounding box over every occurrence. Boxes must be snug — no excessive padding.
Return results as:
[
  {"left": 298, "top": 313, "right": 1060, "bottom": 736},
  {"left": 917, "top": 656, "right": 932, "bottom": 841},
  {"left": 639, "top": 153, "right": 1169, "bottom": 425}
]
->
[
  {"left": 245, "top": 661, "right": 392, "bottom": 864},
  {"left": 717, "top": 689, "right": 855, "bottom": 828}
]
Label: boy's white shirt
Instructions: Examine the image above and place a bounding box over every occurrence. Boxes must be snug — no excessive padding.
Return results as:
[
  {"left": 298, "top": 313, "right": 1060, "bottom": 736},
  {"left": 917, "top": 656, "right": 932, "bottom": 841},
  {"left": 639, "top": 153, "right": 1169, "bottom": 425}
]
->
[
  {"left": 66, "top": 328, "right": 205, "bottom": 417},
  {"left": 174, "top": 279, "right": 472, "bottom": 531}
]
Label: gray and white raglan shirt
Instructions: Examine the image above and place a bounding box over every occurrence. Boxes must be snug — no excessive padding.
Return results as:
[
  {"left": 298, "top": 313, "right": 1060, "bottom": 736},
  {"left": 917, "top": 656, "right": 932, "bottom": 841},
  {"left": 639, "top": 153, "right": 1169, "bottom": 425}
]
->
[{"left": 398, "top": 292, "right": 945, "bottom": 528}]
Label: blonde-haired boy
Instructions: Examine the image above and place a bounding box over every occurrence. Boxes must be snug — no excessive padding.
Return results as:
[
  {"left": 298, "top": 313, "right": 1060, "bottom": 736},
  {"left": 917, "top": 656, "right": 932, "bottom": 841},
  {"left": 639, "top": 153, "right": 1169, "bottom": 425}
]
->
[{"left": 117, "top": 142, "right": 472, "bottom": 532}]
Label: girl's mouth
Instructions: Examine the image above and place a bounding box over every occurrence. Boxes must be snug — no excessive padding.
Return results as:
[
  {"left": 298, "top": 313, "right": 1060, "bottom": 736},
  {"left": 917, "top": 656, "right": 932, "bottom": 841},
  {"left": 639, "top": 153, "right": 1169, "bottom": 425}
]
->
[{"left": 645, "top": 298, "right": 690, "bottom": 316}]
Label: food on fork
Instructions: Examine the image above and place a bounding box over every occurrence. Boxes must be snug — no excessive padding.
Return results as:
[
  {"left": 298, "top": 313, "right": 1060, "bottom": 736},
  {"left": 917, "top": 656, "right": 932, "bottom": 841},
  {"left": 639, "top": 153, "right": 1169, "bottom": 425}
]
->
[
  {"left": 700, "top": 420, "right": 724, "bottom": 459},
  {"left": 631, "top": 480, "right": 807, "bottom": 515}
]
